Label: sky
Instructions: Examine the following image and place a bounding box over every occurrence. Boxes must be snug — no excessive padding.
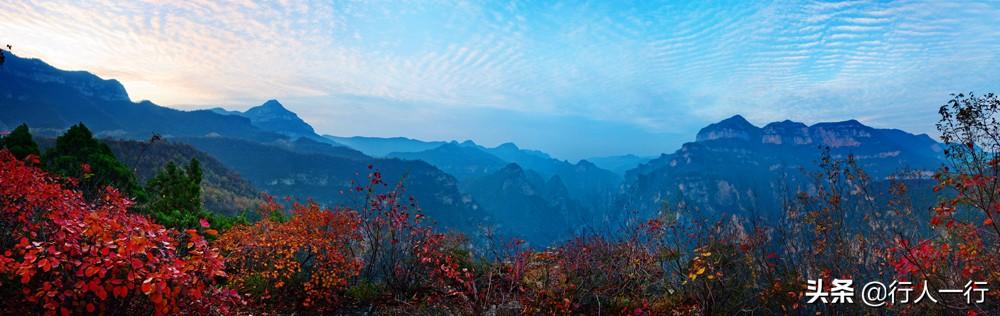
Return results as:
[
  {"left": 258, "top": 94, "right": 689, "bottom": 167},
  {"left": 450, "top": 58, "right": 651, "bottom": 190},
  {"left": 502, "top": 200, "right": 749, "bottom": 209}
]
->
[{"left": 2, "top": 0, "right": 999, "bottom": 160}]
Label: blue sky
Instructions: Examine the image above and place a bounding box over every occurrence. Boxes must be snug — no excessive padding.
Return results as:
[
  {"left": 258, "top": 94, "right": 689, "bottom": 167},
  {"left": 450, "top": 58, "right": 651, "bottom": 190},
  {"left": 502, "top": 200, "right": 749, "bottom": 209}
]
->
[{"left": 2, "top": 1, "right": 999, "bottom": 160}]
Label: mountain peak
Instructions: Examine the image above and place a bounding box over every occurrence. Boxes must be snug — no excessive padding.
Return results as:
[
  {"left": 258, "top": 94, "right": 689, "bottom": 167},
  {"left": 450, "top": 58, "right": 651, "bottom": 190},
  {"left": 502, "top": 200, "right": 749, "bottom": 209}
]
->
[
  {"left": 260, "top": 99, "right": 285, "bottom": 109},
  {"left": 721, "top": 114, "right": 751, "bottom": 125},
  {"left": 240, "top": 99, "right": 316, "bottom": 136},
  {"left": 696, "top": 114, "right": 760, "bottom": 142},
  {"left": 764, "top": 119, "right": 807, "bottom": 127},
  {"left": 495, "top": 142, "right": 520, "bottom": 151},
  {"left": 829, "top": 119, "right": 864, "bottom": 127},
  {"left": 761, "top": 119, "right": 811, "bottom": 145},
  {"left": 246, "top": 99, "right": 291, "bottom": 114},
  {"left": 459, "top": 140, "right": 478, "bottom": 147}
]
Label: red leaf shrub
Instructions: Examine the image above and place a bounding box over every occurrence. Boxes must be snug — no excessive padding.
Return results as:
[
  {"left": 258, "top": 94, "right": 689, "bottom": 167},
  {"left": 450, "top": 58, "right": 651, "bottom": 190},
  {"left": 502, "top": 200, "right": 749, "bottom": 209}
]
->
[
  {"left": 0, "top": 150, "right": 241, "bottom": 315},
  {"left": 215, "top": 198, "right": 362, "bottom": 313}
]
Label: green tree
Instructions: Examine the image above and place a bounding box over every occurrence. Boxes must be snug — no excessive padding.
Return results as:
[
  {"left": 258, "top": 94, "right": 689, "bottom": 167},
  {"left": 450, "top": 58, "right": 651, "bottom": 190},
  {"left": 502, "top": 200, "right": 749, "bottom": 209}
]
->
[
  {"left": 147, "top": 160, "right": 201, "bottom": 221},
  {"left": 42, "top": 123, "right": 144, "bottom": 202},
  {"left": 0, "top": 123, "right": 40, "bottom": 161},
  {"left": 146, "top": 158, "right": 245, "bottom": 230}
]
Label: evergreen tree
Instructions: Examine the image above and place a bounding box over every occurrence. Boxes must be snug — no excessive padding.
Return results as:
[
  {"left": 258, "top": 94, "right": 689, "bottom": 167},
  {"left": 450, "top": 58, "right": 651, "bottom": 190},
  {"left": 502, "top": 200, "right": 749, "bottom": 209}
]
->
[
  {"left": 146, "top": 160, "right": 201, "bottom": 219},
  {"left": 42, "top": 123, "right": 144, "bottom": 202},
  {"left": 145, "top": 158, "right": 246, "bottom": 230},
  {"left": 186, "top": 158, "right": 203, "bottom": 207},
  {"left": 0, "top": 124, "right": 39, "bottom": 161}
]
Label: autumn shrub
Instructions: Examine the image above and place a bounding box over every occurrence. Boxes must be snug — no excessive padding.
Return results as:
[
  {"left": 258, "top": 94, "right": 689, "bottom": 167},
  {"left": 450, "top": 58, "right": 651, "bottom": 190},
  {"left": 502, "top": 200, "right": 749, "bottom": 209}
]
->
[
  {"left": 0, "top": 150, "right": 241, "bottom": 315},
  {"left": 215, "top": 196, "right": 362, "bottom": 313},
  {"left": 349, "top": 167, "right": 478, "bottom": 313},
  {"left": 893, "top": 92, "right": 1000, "bottom": 313}
]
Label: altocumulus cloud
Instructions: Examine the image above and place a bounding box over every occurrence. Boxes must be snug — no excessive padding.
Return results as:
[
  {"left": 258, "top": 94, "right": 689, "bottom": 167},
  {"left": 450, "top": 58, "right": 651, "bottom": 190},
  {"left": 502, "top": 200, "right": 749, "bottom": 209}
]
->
[{"left": 1, "top": 0, "right": 998, "bottom": 159}]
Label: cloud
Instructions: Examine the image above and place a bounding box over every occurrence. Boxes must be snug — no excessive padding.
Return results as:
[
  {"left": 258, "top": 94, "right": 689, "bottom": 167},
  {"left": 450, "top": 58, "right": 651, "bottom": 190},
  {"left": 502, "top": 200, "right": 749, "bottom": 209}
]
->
[{"left": 0, "top": 0, "right": 998, "bottom": 158}]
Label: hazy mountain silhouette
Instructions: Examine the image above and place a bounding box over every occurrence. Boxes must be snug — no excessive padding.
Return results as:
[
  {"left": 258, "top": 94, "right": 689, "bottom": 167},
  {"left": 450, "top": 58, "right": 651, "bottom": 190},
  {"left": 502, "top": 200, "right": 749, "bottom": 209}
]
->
[
  {"left": 0, "top": 53, "right": 285, "bottom": 142},
  {"left": 176, "top": 136, "right": 487, "bottom": 232},
  {"left": 587, "top": 154, "right": 654, "bottom": 176},
  {"left": 621, "top": 115, "right": 944, "bottom": 221},
  {"left": 465, "top": 163, "right": 582, "bottom": 245},
  {"left": 323, "top": 135, "right": 446, "bottom": 157}
]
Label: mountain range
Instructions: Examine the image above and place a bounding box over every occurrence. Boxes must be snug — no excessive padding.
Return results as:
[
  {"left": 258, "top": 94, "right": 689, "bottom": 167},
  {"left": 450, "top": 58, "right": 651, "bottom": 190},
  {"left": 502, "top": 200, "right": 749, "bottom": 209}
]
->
[
  {"left": 622, "top": 115, "right": 943, "bottom": 221},
  {"left": 0, "top": 53, "right": 947, "bottom": 245}
]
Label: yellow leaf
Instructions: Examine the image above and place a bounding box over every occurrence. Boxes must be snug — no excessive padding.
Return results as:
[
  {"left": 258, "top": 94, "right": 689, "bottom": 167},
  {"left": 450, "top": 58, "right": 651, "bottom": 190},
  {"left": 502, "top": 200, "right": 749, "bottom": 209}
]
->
[{"left": 697, "top": 267, "right": 706, "bottom": 275}]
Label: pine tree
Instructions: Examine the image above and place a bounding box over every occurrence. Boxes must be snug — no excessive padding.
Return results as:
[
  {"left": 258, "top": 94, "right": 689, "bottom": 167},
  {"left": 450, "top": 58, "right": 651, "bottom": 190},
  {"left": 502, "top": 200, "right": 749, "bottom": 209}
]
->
[
  {"left": 0, "top": 123, "right": 40, "bottom": 161},
  {"left": 147, "top": 160, "right": 201, "bottom": 216},
  {"left": 42, "top": 123, "right": 144, "bottom": 202}
]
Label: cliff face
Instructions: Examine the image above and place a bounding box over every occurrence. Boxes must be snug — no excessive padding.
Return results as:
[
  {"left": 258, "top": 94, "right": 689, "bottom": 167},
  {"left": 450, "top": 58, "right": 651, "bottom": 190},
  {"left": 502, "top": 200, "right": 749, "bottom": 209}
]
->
[{"left": 621, "top": 116, "right": 944, "bottom": 221}]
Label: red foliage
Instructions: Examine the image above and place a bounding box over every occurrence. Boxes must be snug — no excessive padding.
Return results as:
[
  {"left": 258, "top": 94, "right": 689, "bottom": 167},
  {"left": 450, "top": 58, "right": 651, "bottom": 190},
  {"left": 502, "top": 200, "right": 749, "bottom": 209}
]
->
[
  {"left": 0, "top": 150, "right": 240, "bottom": 315},
  {"left": 216, "top": 198, "right": 362, "bottom": 312},
  {"left": 354, "top": 167, "right": 477, "bottom": 310}
]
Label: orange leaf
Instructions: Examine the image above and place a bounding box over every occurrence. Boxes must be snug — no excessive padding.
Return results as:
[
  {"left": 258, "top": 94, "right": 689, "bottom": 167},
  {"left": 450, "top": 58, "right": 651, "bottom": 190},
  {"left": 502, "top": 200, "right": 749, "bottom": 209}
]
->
[
  {"left": 141, "top": 280, "right": 153, "bottom": 295},
  {"left": 985, "top": 218, "right": 994, "bottom": 226},
  {"left": 930, "top": 216, "right": 942, "bottom": 226}
]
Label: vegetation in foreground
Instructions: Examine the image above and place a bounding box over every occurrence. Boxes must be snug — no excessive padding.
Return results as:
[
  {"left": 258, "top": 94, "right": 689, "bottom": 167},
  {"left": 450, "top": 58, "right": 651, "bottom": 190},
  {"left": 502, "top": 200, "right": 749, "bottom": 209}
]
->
[{"left": 1, "top": 93, "right": 1000, "bottom": 315}]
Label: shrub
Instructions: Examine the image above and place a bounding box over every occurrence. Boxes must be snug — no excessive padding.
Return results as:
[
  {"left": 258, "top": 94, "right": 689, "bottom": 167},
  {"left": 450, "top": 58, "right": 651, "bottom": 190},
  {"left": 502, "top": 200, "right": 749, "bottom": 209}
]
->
[{"left": 0, "top": 149, "right": 240, "bottom": 315}]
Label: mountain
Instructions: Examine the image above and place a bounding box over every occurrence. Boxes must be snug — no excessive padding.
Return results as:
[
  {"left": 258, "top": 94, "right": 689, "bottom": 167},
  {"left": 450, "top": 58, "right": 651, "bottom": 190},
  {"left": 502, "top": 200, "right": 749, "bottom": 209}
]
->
[
  {"left": 465, "top": 163, "right": 582, "bottom": 245},
  {"left": 0, "top": 53, "right": 486, "bottom": 233},
  {"left": 695, "top": 114, "right": 760, "bottom": 142},
  {"left": 587, "top": 154, "right": 653, "bottom": 176},
  {"left": 268, "top": 137, "right": 369, "bottom": 161},
  {"left": 175, "top": 136, "right": 487, "bottom": 232},
  {"left": 388, "top": 142, "right": 508, "bottom": 182},
  {"left": 213, "top": 99, "right": 320, "bottom": 140},
  {"left": 621, "top": 115, "right": 944, "bottom": 220},
  {"left": 324, "top": 135, "right": 446, "bottom": 157},
  {"left": 474, "top": 142, "right": 621, "bottom": 214},
  {"left": 388, "top": 141, "right": 621, "bottom": 217},
  {"left": 0, "top": 53, "right": 286, "bottom": 142}
]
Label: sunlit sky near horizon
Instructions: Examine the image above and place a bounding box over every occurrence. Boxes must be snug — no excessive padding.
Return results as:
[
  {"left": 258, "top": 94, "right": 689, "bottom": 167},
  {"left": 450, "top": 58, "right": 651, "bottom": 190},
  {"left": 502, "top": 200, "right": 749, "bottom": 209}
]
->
[{"left": 2, "top": 1, "right": 999, "bottom": 160}]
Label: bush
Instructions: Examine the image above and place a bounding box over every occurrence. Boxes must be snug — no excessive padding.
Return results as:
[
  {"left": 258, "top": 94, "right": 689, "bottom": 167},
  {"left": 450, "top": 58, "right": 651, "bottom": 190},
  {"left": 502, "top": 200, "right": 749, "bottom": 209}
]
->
[{"left": 0, "top": 150, "right": 241, "bottom": 315}]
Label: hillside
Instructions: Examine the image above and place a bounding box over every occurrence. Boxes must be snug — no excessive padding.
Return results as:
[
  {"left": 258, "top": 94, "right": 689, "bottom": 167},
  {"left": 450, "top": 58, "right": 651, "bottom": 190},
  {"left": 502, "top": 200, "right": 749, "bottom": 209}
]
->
[
  {"left": 465, "top": 163, "right": 585, "bottom": 245},
  {"left": 36, "top": 138, "right": 263, "bottom": 216},
  {"left": 175, "top": 136, "right": 488, "bottom": 233}
]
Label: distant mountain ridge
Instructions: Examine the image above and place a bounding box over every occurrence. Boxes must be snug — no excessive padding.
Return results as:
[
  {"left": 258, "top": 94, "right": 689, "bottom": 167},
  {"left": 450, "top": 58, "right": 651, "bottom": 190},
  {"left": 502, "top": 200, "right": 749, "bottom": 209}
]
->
[
  {"left": 0, "top": 53, "right": 286, "bottom": 142},
  {"left": 211, "top": 99, "right": 318, "bottom": 140},
  {"left": 587, "top": 154, "right": 654, "bottom": 176},
  {"left": 466, "top": 163, "right": 583, "bottom": 245},
  {"left": 389, "top": 142, "right": 509, "bottom": 181},
  {"left": 175, "top": 136, "right": 487, "bottom": 232},
  {"left": 621, "top": 115, "right": 944, "bottom": 220},
  {"left": 323, "top": 135, "right": 446, "bottom": 157},
  {"left": 387, "top": 140, "right": 621, "bottom": 234}
]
